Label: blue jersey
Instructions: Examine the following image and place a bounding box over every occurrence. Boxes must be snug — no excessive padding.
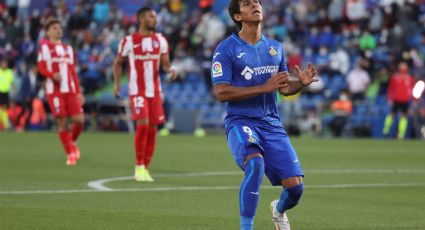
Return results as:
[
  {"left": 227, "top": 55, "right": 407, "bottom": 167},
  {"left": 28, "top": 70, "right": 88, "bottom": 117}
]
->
[{"left": 211, "top": 33, "right": 288, "bottom": 126}]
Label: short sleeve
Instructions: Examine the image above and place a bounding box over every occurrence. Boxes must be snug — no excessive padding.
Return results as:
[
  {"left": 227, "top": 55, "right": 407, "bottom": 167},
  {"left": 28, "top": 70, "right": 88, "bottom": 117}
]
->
[
  {"left": 279, "top": 44, "right": 288, "bottom": 72},
  {"left": 211, "top": 44, "right": 233, "bottom": 86},
  {"left": 118, "top": 37, "right": 132, "bottom": 58},
  {"left": 38, "top": 44, "right": 50, "bottom": 62}
]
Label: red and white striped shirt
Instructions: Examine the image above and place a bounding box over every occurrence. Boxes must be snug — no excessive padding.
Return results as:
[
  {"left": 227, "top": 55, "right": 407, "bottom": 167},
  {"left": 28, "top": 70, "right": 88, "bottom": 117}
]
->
[
  {"left": 37, "top": 40, "right": 80, "bottom": 95},
  {"left": 118, "top": 32, "right": 169, "bottom": 98}
]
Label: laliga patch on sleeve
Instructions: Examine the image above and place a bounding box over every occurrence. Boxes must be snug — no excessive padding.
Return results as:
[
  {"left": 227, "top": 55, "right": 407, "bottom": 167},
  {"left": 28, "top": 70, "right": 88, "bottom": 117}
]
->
[{"left": 212, "top": 62, "right": 223, "bottom": 78}]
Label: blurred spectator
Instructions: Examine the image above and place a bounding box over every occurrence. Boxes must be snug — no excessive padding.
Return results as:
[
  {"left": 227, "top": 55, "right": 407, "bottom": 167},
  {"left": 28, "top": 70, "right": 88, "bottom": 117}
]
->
[
  {"left": 93, "top": 0, "right": 110, "bottom": 24},
  {"left": 67, "top": 6, "right": 89, "bottom": 32},
  {"left": 15, "top": 64, "right": 40, "bottom": 130},
  {"left": 20, "top": 34, "right": 35, "bottom": 62},
  {"left": 329, "top": 46, "right": 350, "bottom": 76},
  {"left": 328, "top": 0, "right": 344, "bottom": 27},
  {"left": 6, "top": 0, "right": 17, "bottom": 18},
  {"left": 314, "top": 46, "right": 331, "bottom": 74},
  {"left": 359, "top": 31, "right": 377, "bottom": 51},
  {"left": 0, "top": 58, "right": 14, "bottom": 130},
  {"left": 193, "top": 11, "right": 226, "bottom": 49},
  {"left": 374, "top": 67, "right": 391, "bottom": 96},
  {"left": 329, "top": 91, "right": 353, "bottom": 137},
  {"left": 368, "top": 7, "right": 384, "bottom": 32},
  {"left": 346, "top": 0, "right": 368, "bottom": 25},
  {"left": 17, "top": 0, "right": 30, "bottom": 20},
  {"left": 383, "top": 62, "right": 416, "bottom": 139},
  {"left": 346, "top": 62, "right": 371, "bottom": 102},
  {"left": 0, "top": 0, "right": 423, "bottom": 135},
  {"left": 281, "top": 93, "right": 302, "bottom": 121},
  {"left": 27, "top": 98, "right": 47, "bottom": 130}
]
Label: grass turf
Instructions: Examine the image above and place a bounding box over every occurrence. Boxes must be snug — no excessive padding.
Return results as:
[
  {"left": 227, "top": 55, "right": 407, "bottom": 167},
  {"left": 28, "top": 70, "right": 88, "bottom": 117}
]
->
[{"left": 0, "top": 132, "right": 424, "bottom": 229}]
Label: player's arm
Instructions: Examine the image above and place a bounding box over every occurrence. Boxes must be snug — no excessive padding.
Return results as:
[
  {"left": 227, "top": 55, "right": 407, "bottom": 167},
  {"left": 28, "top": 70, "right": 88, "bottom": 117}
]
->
[
  {"left": 112, "top": 55, "right": 124, "bottom": 98},
  {"left": 70, "top": 48, "right": 84, "bottom": 104},
  {"left": 158, "top": 34, "right": 177, "bottom": 82},
  {"left": 160, "top": 53, "right": 177, "bottom": 82},
  {"left": 214, "top": 73, "right": 289, "bottom": 102},
  {"left": 113, "top": 37, "right": 130, "bottom": 98},
  {"left": 278, "top": 64, "right": 318, "bottom": 96}
]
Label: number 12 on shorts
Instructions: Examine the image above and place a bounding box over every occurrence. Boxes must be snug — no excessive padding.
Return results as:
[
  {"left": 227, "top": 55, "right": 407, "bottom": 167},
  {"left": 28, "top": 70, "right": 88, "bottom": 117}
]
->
[{"left": 133, "top": 96, "right": 144, "bottom": 108}]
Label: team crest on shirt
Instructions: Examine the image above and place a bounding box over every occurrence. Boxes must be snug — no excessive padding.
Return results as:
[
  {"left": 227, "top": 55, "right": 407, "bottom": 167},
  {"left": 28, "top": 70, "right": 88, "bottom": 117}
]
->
[
  {"left": 269, "top": 47, "right": 277, "bottom": 56},
  {"left": 212, "top": 62, "right": 223, "bottom": 78},
  {"left": 153, "top": 41, "right": 159, "bottom": 49},
  {"left": 248, "top": 136, "right": 256, "bottom": 143}
]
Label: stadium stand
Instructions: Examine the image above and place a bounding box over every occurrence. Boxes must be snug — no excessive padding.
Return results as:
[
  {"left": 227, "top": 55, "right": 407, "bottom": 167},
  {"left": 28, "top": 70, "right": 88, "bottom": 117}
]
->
[{"left": 0, "top": 0, "right": 424, "bottom": 138}]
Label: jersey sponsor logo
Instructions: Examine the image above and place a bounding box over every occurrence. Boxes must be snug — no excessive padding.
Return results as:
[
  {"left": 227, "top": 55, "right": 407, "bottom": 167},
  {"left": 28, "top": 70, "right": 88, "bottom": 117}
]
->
[
  {"left": 254, "top": 65, "right": 279, "bottom": 75},
  {"left": 134, "top": 54, "right": 161, "bottom": 61},
  {"left": 212, "top": 62, "right": 223, "bottom": 78},
  {"left": 269, "top": 47, "right": 277, "bottom": 56},
  {"left": 241, "top": 65, "right": 279, "bottom": 80},
  {"left": 241, "top": 66, "right": 254, "bottom": 80},
  {"left": 237, "top": 52, "right": 246, "bottom": 58},
  {"left": 51, "top": 57, "right": 73, "bottom": 64}
]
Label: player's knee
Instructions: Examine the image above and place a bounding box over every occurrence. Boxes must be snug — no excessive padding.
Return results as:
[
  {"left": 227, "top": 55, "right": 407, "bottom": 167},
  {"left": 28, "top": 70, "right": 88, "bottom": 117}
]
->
[
  {"left": 277, "top": 183, "right": 304, "bottom": 213},
  {"left": 286, "top": 183, "right": 304, "bottom": 209},
  {"left": 137, "top": 119, "right": 149, "bottom": 126},
  {"left": 56, "top": 118, "right": 67, "bottom": 131},
  {"left": 75, "top": 117, "right": 84, "bottom": 125},
  {"left": 289, "top": 183, "right": 304, "bottom": 203},
  {"left": 282, "top": 176, "right": 303, "bottom": 188}
]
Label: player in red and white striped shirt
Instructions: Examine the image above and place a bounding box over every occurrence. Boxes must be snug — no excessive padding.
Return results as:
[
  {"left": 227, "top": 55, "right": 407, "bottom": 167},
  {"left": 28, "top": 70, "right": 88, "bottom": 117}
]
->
[
  {"left": 38, "top": 19, "right": 85, "bottom": 166},
  {"left": 113, "top": 7, "right": 177, "bottom": 182}
]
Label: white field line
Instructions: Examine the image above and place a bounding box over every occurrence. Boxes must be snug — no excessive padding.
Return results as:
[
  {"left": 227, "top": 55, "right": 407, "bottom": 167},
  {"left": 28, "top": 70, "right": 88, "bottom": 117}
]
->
[
  {"left": 87, "top": 169, "right": 425, "bottom": 191},
  {"left": 1, "top": 183, "right": 425, "bottom": 195}
]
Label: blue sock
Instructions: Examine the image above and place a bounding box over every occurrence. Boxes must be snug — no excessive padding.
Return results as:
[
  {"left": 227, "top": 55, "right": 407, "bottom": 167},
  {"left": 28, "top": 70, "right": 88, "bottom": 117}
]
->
[
  {"left": 239, "top": 157, "right": 264, "bottom": 229},
  {"left": 240, "top": 216, "right": 254, "bottom": 230},
  {"left": 277, "top": 183, "right": 304, "bottom": 213}
]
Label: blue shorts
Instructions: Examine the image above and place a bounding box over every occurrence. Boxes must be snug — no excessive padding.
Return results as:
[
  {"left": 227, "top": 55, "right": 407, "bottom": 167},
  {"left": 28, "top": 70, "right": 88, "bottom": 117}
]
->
[{"left": 226, "top": 122, "right": 304, "bottom": 186}]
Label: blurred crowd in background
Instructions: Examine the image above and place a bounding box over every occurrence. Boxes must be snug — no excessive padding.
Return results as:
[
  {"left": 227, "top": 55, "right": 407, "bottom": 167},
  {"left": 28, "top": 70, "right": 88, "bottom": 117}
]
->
[{"left": 0, "top": 0, "right": 425, "bottom": 138}]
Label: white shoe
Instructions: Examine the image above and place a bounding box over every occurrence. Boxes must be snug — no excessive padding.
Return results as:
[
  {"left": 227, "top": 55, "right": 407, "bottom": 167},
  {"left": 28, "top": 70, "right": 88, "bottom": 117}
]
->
[
  {"left": 134, "top": 166, "right": 146, "bottom": 182},
  {"left": 271, "top": 200, "right": 290, "bottom": 230},
  {"left": 144, "top": 169, "right": 154, "bottom": 182}
]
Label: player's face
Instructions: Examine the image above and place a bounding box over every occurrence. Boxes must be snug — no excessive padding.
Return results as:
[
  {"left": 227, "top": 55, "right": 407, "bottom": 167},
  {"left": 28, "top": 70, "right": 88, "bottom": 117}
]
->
[
  {"left": 141, "top": 10, "right": 157, "bottom": 32},
  {"left": 236, "top": 0, "right": 263, "bottom": 25},
  {"left": 0, "top": 60, "right": 7, "bottom": 69},
  {"left": 399, "top": 63, "right": 408, "bottom": 74},
  {"left": 47, "top": 23, "right": 63, "bottom": 40}
]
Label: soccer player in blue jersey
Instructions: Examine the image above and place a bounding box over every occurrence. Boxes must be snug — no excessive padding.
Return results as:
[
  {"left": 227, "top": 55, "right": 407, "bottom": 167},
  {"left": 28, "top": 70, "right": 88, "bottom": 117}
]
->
[{"left": 211, "top": 1, "right": 318, "bottom": 229}]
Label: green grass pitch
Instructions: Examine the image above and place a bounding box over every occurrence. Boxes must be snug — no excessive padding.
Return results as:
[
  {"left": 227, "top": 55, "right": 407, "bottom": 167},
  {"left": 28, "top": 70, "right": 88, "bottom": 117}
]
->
[{"left": 1, "top": 132, "right": 425, "bottom": 229}]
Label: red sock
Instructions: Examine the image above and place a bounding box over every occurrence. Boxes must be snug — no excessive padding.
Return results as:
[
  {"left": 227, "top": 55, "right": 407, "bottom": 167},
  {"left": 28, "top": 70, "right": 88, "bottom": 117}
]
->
[
  {"left": 71, "top": 122, "right": 83, "bottom": 142},
  {"left": 58, "top": 131, "right": 73, "bottom": 156},
  {"left": 135, "top": 125, "right": 148, "bottom": 166},
  {"left": 144, "top": 127, "right": 157, "bottom": 168}
]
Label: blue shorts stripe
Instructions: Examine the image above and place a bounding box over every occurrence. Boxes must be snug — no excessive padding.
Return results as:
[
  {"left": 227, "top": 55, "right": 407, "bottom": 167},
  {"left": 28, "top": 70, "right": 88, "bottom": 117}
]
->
[
  {"left": 233, "top": 126, "right": 244, "bottom": 143},
  {"left": 240, "top": 159, "right": 254, "bottom": 212}
]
